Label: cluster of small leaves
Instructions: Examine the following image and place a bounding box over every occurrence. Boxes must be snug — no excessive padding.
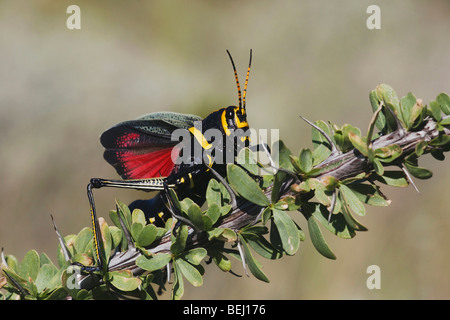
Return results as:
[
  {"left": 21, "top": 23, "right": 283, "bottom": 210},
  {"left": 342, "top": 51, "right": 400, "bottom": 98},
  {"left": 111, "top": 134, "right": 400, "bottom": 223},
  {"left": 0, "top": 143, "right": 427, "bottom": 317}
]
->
[
  {"left": 285, "top": 85, "right": 450, "bottom": 258},
  {"left": 0, "top": 250, "right": 68, "bottom": 300},
  {"left": 1, "top": 84, "right": 449, "bottom": 300},
  {"left": 366, "top": 84, "right": 450, "bottom": 175}
]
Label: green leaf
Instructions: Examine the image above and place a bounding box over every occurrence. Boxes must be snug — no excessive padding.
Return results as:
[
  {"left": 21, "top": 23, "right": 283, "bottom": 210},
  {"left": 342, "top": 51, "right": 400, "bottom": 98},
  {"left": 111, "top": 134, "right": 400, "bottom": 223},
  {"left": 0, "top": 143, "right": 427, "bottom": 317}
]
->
[
  {"left": 131, "top": 209, "right": 146, "bottom": 226},
  {"left": 339, "top": 192, "right": 368, "bottom": 232},
  {"left": 271, "top": 171, "right": 286, "bottom": 203},
  {"left": 209, "top": 250, "right": 232, "bottom": 272},
  {"left": 373, "top": 158, "right": 384, "bottom": 176},
  {"left": 307, "top": 216, "right": 336, "bottom": 260},
  {"left": 171, "top": 225, "right": 189, "bottom": 255},
  {"left": 281, "top": 195, "right": 301, "bottom": 211},
  {"left": 373, "top": 170, "right": 408, "bottom": 187},
  {"left": 34, "top": 264, "right": 58, "bottom": 293},
  {"left": 227, "top": 164, "right": 270, "bottom": 207},
  {"left": 271, "top": 209, "right": 300, "bottom": 255},
  {"left": 109, "top": 226, "right": 123, "bottom": 250},
  {"left": 289, "top": 155, "right": 303, "bottom": 174},
  {"left": 346, "top": 183, "right": 391, "bottom": 207},
  {"left": 299, "top": 148, "right": 313, "bottom": 173},
  {"left": 429, "top": 100, "right": 442, "bottom": 121},
  {"left": 376, "top": 84, "right": 400, "bottom": 111},
  {"left": 440, "top": 117, "right": 450, "bottom": 126},
  {"left": 429, "top": 135, "right": 450, "bottom": 146},
  {"left": 303, "top": 202, "right": 355, "bottom": 239},
  {"left": 136, "top": 253, "right": 172, "bottom": 272},
  {"left": 172, "top": 262, "right": 184, "bottom": 300},
  {"left": 376, "top": 84, "right": 399, "bottom": 106},
  {"left": 374, "top": 144, "right": 402, "bottom": 163},
  {"left": 19, "top": 250, "right": 40, "bottom": 282},
  {"left": 206, "top": 178, "right": 232, "bottom": 210},
  {"left": 182, "top": 248, "right": 207, "bottom": 265},
  {"left": 4, "top": 255, "right": 19, "bottom": 273},
  {"left": 72, "top": 253, "right": 93, "bottom": 267},
  {"left": 431, "top": 149, "right": 445, "bottom": 161},
  {"left": 339, "top": 185, "right": 366, "bottom": 216},
  {"left": 109, "top": 209, "right": 122, "bottom": 230},
  {"left": 206, "top": 179, "right": 222, "bottom": 207},
  {"left": 373, "top": 84, "right": 402, "bottom": 132},
  {"left": 247, "top": 235, "right": 283, "bottom": 260},
  {"left": 240, "top": 225, "right": 268, "bottom": 239},
  {"left": 42, "top": 287, "right": 70, "bottom": 300},
  {"left": 179, "top": 197, "right": 194, "bottom": 214},
  {"left": 409, "top": 100, "right": 424, "bottom": 128},
  {"left": 220, "top": 228, "right": 237, "bottom": 242},
  {"left": 415, "top": 140, "right": 427, "bottom": 157},
  {"left": 205, "top": 204, "right": 221, "bottom": 225},
  {"left": 272, "top": 140, "right": 294, "bottom": 171},
  {"left": 74, "top": 227, "right": 93, "bottom": 255},
  {"left": 115, "top": 199, "right": 132, "bottom": 230},
  {"left": 341, "top": 124, "right": 362, "bottom": 152},
  {"left": 131, "top": 223, "right": 143, "bottom": 242},
  {"left": 437, "top": 93, "right": 450, "bottom": 115},
  {"left": 370, "top": 90, "right": 386, "bottom": 132},
  {"left": 320, "top": 175, "right": 339, "bottom": 191},
  {"left": 311, "top": 120, "right": 334, "bottom": 151},
  {"left": 38, "top": 253, "right": 54, "bottom": 268},
  {"left": 348, "top": 132, "right": 369, "bottom": 157},
  {"left": 308, "top": 178, "right": 331, "bottom": 206},
  {"left": 404, "top": 162, "right": 433, "bottom": 180},
  {"left": 236, "top": 148, "right": 259, "bottom": 175},
  {"left": 186, "top": 203, "right": 205, "bottom": 230},
  {"left": 238, "top": 236, "right": 270, "bottom": 283},
  {"left": 206, "top": 227, "right": 237, "bottom": 243},
  {"left": 99, "top": 218, "right": 112, "bottom": 265},
  {"left": 137, "top": 224, "right": 158, "bottom": 247},
  {"left": 175, "top": 258, "right": 203, "bottom": 287},
  {"left": 109, "top": 270, "right": 142, "bottom": 292},
  {"left": 75, "top": 289, "right": 93, "bottom": 300},
  {"left": 220, "top": 205, "right": 232, "bottom": 216},
  {"left": 400, "top": 92, "right": 417, "bottom": 128},
  {"left": 312, "top": 144, "right": 332, "bottom": 165}
]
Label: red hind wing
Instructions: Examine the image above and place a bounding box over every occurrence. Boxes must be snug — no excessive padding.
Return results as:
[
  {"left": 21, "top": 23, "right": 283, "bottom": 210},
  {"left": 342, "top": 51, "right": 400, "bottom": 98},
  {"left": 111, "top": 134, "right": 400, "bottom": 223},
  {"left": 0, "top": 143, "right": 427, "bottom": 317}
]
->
[{"left": 101, "top": 126, "right": 179, "bottom": 180}]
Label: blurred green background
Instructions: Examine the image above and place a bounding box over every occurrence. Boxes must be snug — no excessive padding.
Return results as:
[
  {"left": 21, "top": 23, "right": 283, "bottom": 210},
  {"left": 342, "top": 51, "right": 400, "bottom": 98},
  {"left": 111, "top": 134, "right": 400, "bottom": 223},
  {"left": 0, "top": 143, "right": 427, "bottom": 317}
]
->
[{"left": 1, "top": 0, "right": 449, "bottom": 299}]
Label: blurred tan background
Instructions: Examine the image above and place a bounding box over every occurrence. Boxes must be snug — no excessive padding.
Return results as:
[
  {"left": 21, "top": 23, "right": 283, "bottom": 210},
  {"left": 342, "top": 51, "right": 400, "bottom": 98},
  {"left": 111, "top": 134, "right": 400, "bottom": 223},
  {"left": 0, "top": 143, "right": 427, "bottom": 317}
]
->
[{"left": 0, "top": 0, "right": 449, "bottom": 299}]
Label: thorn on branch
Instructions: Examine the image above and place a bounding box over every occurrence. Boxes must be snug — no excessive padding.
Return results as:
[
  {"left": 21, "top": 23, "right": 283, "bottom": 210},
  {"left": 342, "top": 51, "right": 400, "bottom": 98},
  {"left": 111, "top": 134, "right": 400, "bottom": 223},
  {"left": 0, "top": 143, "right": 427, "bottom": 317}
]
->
[
  {"left": 399, "top": 164, "right": 421, "bottom": 194},
  {"left": 166, "top": 263, "right": 172, "bottom": 284},
  {"left": 3, "top": 269, "right": 28, "bottom": 297},
  {"left": 300, "top": 116, "right": 340, "bottom": 155},
  {"left": 51, "top": 215, "right": 71, "bottom": 262},
  {"left": 367, "top": 102, "right": 384, "bottom": 150},
  {"left": 327, "top": 191, "right": 337, "bottom": 222},
  {"left": 236, "top": 239, "right": 249, "bottom": 277},
  {"left": 258, "top": 141, "right": 277, "bottom": 174}
]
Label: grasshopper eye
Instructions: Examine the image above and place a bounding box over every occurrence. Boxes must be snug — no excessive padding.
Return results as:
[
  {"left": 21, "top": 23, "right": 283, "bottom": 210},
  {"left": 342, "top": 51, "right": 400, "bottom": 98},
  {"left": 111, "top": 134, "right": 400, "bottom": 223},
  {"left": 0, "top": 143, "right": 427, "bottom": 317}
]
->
[{"left": 226, "top": 107, "right": 235, "bottom": 120}]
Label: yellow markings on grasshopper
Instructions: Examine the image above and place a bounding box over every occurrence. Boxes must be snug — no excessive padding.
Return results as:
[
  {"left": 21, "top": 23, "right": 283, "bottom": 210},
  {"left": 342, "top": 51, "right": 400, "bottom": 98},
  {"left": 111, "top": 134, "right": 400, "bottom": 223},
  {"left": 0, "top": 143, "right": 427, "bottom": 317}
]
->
[
  {"left": 90, "top": 206, "right": 101, "bottom": 264},
  {"left": 221, "top": 108, "right": 249, "bottom": 137},
  {"left": 189, "top": 126, "right": 212, "bottom": 150},
  {"left": 234, "top": 107, "right": 248, "bottom": 129},
  {"left": 188, "top": 173, "right": 195, "bottom": 188},
  {"left": 221, "top": 110, "right": 231, "bottom": 136},
  {"left": 206, "top": 154, "right": 213, "bottom": 167}
]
